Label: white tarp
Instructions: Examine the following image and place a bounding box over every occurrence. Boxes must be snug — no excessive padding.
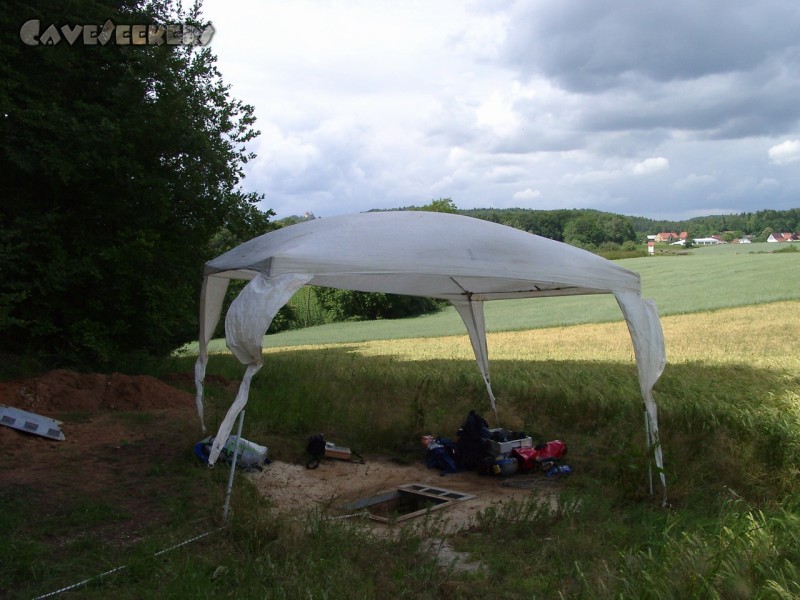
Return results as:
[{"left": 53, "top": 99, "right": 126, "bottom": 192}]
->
[{"left": 194, "top": 211, "right": 667, "bottom": 495}]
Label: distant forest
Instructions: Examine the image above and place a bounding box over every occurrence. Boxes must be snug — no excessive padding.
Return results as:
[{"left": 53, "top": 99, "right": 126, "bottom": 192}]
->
[
  {"left": 284, "top": 204, "right": 800, "bottom": 249},
  {"left": 458, "top": 207, "right": 800, "bottom": 246}
]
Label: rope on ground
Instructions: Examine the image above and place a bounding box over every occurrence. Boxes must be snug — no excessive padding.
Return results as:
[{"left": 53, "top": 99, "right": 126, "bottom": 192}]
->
[
  {"left": 32, "top": 527, "right": 224, "bottom": 600},
  {"left": 500, "top": 475, "right": 562, "bottom": 489}
]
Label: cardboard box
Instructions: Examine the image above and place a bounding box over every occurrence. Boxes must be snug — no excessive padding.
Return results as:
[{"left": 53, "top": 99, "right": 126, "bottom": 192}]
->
[{"left": 324, "top": 442, "right": 352, "bottom": 460}]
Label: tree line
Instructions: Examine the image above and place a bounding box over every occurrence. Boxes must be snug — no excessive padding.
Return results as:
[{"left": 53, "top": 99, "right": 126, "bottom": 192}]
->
[
  {"left": 461, "top": 207, "right": 638, "bottom": 249},
  {"left": 460, "top": 207, "right": 800, "bottom": 245},
  {"left": 628, "top": 208, "right": 800, "bottom": 242}
]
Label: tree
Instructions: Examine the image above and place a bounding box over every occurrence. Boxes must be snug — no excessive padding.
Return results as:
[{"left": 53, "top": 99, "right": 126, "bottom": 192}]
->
[
  {"left": 722, "top": 230, "right": 742, "bottom": 243},
  {"left": 314, "top": 288, "right": 442, "bottom": 322},
  {"left": 419, "top": 198, "right": 458, "bottom": 213},
  {"left": 0, "top": 0, "right": 272, "bottom": 368},
  {"left": 601, "top": 215, "right": 636, "bottom": 245},
  {"left": 563, "top": 214, "right": 604, "bottom": 248}
]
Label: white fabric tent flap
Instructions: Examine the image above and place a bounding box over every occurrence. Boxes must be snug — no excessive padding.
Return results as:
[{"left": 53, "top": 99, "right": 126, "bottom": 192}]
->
[
  {"left": 194, "top": 274, "right": 231, "bottom": 431},
  {"left": 206, "top": 273, "right": 312, "bottom": 465},
  {"left": 451, "top": 297, "right": 496, "bottom": 411},
  {"left": 615, "top": 289, "right": 668, "bottom": 497},
  {"left": 193, "top": 211, "right": 667, "bottom": 493}
]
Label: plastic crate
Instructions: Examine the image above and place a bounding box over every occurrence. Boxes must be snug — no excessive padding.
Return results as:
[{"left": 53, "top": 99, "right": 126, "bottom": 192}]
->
[{"left": 487, "top": 434, "right": 532, "bottom": 457}]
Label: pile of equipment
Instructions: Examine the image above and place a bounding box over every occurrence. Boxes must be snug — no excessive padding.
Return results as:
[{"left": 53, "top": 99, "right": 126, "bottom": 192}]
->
[{"left": 424, "top": 410, "right": 570, "bottom": 477}]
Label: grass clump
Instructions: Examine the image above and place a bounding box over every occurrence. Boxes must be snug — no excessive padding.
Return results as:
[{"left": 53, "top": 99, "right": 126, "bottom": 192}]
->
[{"left": 440, "top": 494, "right": 800, "bottom": 599}]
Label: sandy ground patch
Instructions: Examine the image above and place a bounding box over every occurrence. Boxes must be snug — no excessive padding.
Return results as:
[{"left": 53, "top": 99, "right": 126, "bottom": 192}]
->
[{"left": 248, "top": 454, "right": 562, "bottom": 533}]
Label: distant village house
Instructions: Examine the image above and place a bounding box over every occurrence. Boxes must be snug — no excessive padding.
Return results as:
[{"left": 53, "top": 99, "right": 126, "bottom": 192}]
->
[
  {"left": 767, "top": 232, "right": 800, "bottom": 242},
  {"left": 652, "top": 230, "right": 798, "bottom": 246},
  {"left": 654, "top": 232, "right": 679, "bottom": 243}
]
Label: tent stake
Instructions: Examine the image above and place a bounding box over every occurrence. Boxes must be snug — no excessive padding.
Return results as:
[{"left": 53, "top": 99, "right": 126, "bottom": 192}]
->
[
  {"left": 223, "top": 409, "right": 246, "bottom": 521},
  {"left": 644, "top": 408, "right": 653, "bottom": 497}
]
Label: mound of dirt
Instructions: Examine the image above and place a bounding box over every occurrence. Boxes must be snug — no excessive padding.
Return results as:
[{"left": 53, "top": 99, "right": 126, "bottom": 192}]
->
[
  {"left": 0, "top": 368, "right": 195, "bottom": 414},
  {"left": 0, "top": 369, "right": 210, "bottom": 553}
]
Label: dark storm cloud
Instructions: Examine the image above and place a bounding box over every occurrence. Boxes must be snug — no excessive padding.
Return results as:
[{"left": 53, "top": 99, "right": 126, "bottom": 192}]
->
[
  {"left": 493, "top": 0, "right": 800, "bottom": 150},
  {"left": 575, "top": 64, "right": 800, "bottom": 140},
  {"left": 503, "top": 0, "right": 800, "bottom": 91}
]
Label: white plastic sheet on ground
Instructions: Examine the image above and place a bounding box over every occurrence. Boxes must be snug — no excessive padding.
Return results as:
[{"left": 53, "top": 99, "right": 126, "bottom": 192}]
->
[{"left": 193, "top": 211, "right": 667, "bottom": 495}]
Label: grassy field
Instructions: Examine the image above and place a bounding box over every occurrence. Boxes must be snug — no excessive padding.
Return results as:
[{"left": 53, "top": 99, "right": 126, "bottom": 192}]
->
[{"left": 4, "top": 244, "right": 800, "bottom": 599}]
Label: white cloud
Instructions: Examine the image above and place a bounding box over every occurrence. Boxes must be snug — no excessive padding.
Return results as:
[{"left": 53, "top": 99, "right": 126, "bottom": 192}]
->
[
  {"left": 251, "top": 123, "right": 319, "bottom": 178},
  {"left": 513, "top": 188, "right": 542, "bottom": 201},
  {"left": 757, "top": 178, "right": 780, "bottom": 190},
  {"left": 448, "top": 8, "right": 509, "bottom": 60},
  {"left": 562, "top": 167, "right": 620, "bottom": 185},
  {"left": 673, "top": 173, "right": 716, "bottom": 191},
  {"left": 562, "top": 156, "right": 668, "bottom": 186},
  {"left": 768, "top": 140, "right": 800, "bottom": 165},
  {"left": 476, "top": 91, "right": 521, "bottom": 137},
  {"left": 631, "top": 157, "right": 669, "bottom": 176}
]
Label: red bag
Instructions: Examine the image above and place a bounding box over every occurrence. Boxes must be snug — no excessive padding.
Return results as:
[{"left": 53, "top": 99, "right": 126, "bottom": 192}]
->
[
  {"left": 534, "top": 440, "right": 567, "bottom": 461},
  {"left": 511, "top": 447, "right": 540, "bottom": 472},
  {"left": 512, "top": 440, "right": 568, "bottom": 472}
]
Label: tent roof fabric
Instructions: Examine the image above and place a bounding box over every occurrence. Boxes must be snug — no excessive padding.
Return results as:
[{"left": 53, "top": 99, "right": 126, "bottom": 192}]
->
[
  {"left": 194, "top": 211, "right": 667, "bottom": 499},
  {"left": 205, "top": 211, "right": 641, "bottom": 299}
]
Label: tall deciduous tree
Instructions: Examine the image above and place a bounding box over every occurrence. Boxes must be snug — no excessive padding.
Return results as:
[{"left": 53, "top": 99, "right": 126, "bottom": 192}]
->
[
  {"left": 0, "top": 0, "right": 272, "bottom": 369},
  {"left": 419, "top": 197, "right": 458, "bottom": 213}
]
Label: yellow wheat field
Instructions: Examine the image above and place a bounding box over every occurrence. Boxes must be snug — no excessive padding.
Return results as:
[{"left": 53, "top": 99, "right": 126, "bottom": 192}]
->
[{"left": 266, "top": 300, "right": 800, "bottom": 372}]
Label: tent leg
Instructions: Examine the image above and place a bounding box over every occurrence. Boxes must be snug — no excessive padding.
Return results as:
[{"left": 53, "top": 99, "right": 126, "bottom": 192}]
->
[
  {"left": 223, "top": 410, "right": 246, "bottom": 521},
  {"left": 644, "top": 409, "right": 653, "bottom": 497}
]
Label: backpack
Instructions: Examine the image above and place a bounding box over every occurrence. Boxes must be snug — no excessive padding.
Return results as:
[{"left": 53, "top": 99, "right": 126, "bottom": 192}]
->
[
  {"left": 305, "top": 433, "right": 326, "bottom": 469},
  {"left": 456, "top": 410, "right": 491, "bottom": 471},
  {"left": 425, "top": 437, "right": 460, "bottom": 475}
]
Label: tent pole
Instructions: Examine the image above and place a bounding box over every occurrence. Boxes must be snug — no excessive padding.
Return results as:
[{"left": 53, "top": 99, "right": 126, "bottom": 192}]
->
[
  {"left": 644, "top": 408, "right": 653, "bottom": 497},
  {"left": 223, "top": 409, "right": 246, "bottom": 521}
]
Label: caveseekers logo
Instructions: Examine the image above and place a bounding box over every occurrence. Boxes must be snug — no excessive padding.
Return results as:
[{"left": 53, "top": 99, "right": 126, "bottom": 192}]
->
[{"left": 19, "top": 19, "right": 214, "bottom": 46}]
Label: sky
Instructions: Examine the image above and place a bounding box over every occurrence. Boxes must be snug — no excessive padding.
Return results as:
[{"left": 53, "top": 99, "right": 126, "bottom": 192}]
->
[{"left": 200, "top": 0, "right": 800, "bottom": 222}]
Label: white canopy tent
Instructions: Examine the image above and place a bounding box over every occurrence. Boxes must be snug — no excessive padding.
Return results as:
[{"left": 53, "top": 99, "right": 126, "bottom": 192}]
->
[{"left": 194, "top": 211, "right": 667, "bottom": 495}]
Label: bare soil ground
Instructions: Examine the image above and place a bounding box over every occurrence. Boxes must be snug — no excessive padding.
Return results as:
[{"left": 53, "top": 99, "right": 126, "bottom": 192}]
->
[
  {"left": 0, "top": 371, "right": 197, "bottom": 479},
  {"left": 0, "top": 370, "right": 205, "bottom": 548},
  {"left": 0, "top": 369, "right": 557, "bottom": 543}
]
